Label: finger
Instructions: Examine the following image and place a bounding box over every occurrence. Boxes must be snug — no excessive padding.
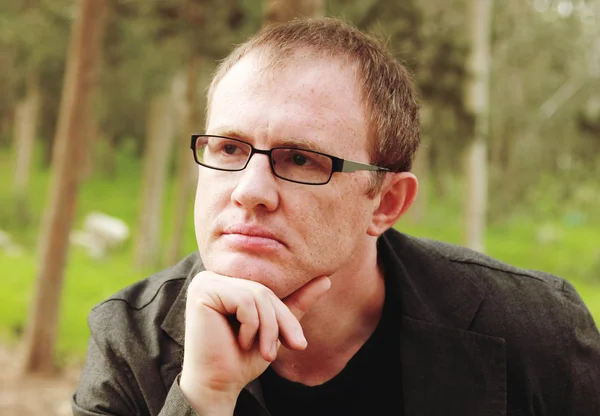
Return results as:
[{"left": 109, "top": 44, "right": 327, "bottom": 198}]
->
[
  {"left": 284, "top": 276, "right": 331, "bottom": 321},
  {"left": 276, "top": 276, "right": 332, "bottom": 351},
  {"left": 270, "top": 294, "right": 306, "bottom": 351},
  {"left": 255, "top": 291, "right": 279, "bottom": 362},
  {"left": 235, "top": 294, "right": 260, "bottom": 351}
]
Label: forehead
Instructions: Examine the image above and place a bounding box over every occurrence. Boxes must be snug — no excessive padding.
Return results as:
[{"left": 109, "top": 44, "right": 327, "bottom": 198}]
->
[{"left": 207, "top": 52, "right": 369, "bottom": 156}]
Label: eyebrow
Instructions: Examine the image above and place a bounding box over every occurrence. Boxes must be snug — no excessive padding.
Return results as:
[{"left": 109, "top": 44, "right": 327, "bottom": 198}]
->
[
  {"left": 209, "top": 127, "right": 329, "bottom": 154},
  {"left": 276, "top": 137, "right": 327, "bottom": 153}
]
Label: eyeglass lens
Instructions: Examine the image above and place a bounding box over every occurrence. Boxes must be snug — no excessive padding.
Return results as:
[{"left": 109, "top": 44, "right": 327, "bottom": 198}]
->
[{"left": 195, "top": 136, "right": 333, "bottom": 184}]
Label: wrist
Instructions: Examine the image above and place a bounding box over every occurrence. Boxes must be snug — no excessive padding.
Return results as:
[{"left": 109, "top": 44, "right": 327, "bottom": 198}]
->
[{"left": 178, "top": 371, "right": 240, "bottom": 416}]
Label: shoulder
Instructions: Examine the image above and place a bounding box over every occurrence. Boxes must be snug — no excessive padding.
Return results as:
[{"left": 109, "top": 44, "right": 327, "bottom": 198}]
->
[
  {"left": 76, "top": 254, "right": 202, "bottom": 415},
  {"left": 384, "top": 229, "right": 600, "bottom": 405},
  {"left": 385, "top": 228, "right": 569, "bottom": 300},
  {"left": 415, "top": 235, "right": 587, "bottom": 318},
  {"left": 383, "top": 229, "right": 596, "bottom": 339},
  {"left": 87, "top": 252, "right": 202, "bottom": 337}
]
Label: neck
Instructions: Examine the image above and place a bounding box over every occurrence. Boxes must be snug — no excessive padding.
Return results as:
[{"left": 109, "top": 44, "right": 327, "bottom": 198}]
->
[{"left": 272, "top": 238, "right": 385, "bottom": 386}]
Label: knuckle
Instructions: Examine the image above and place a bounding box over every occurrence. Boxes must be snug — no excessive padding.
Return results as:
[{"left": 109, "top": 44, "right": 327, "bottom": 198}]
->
[
  {"left": 187, "top": 271, "right": 216, "bottom": 293},
  {"left": 254, "top": 286, "right": 275, "bottom": 303},
  {"left": 238, "top": 291, "right": 256, "bottom": 309},
  {"left": 259, "top": 289, "right": 275, "bottom": 305},
  {"left": 237, "top": 294, "right": 258, "bottom": 322}
]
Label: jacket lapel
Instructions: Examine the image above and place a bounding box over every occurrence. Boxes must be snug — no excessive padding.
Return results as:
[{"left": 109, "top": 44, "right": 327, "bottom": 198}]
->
[
  {"left": 380, "top": 231, "right": 507, "bottom": 415},
  {"left": 401, "top": 316, "right": 506, "bottom": 416}
]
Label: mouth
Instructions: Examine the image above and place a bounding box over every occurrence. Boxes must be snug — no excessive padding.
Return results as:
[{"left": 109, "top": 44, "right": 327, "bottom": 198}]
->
[{"left": 221, "top": 224, "right": 286, "bottom": 250}]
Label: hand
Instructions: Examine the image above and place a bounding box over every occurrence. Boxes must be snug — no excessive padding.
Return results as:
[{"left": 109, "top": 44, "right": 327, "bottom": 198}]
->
[{"left": 179, "top": 271, "right": 331, "bottom": 415}]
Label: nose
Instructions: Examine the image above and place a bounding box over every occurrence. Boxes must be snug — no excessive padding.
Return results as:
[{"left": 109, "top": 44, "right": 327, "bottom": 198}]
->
[{"left": 230, "top": 151, "right": 280, "bottom": 212}]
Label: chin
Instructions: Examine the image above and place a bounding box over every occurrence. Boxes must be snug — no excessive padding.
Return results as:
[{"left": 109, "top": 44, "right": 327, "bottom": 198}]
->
[{"left": 205, "top": 251, "right": 299, "bottom": 297}]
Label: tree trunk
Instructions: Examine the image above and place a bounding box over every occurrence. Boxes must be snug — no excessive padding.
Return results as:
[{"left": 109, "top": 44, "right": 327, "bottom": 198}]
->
[
  {"left": 20, "top": 0, "right": 108, "bottom": 375},
  {"left": 1, "top": 110, "right": 12, "bottom": 141},
  {"left": 12, "top": 72, "right": 41, "bottom": 224},
  {"left": 82, "top": 114, "right": 100, "bottom": 180},
  {"left": 133, "top": 92, "right": 176, "bottom": 270},
  {"left": 463, "top": 0, "right": 493, "bottom": 252},
  {"left": 164, "top": 57, "right": 200, "bottom": 266},
  {"left": 264, "top": 0, "right": 324, "bottom": 25}
]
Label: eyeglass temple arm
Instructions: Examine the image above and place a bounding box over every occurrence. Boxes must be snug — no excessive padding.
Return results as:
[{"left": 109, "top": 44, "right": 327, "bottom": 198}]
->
[{"left": 332, "top": 158, "right": 391, "bottom": 173}]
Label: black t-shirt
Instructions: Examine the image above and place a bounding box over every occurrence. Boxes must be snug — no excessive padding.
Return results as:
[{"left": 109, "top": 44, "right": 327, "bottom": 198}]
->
[{"left": 259, "top": 269, "right": 404, "bottom": 416}]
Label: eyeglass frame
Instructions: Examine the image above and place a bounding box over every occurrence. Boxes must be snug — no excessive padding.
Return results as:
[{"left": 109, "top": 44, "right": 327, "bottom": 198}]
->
[{"left": 190, "top": 134, "right": 391, "bottom": 185}]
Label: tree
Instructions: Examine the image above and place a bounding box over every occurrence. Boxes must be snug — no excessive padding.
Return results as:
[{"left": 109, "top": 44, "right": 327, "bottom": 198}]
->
[
  {"left": 164, "top": 0, "right": 207, "bottom": 266},
  {"left": 128, "top": 0, "right": 261, "bottom": 269},
  {"left": 133, "top": 84, "right": 180, "bottom": 270},
  {"left": 484, "top": 0, "right": 596, "bottom": 221},
  {"left": 164, "top": 55, "right": 201, "bottom": 266},
  {"left": 463, "top": 0, "right": 493, "bottom": 252},
  {"left": 20, "top": 0, "right": 109, "bottom": 375},
  {"left": 12, "top": 71, "right": 40, "bottom": 224},
  {"left": 0, "top": 0, "right": 77, "bottom": 169}
]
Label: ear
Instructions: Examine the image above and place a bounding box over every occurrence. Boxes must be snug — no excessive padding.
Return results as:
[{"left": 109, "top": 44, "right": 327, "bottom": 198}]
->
[{"left": 367, "top": 172, "right": 418, "bottom": 237}]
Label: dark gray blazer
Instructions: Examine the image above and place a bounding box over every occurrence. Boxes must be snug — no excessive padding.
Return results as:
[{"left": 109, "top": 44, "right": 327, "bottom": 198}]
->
[{"left": 72, "top": 229, "right": 600, "bottom": 415}]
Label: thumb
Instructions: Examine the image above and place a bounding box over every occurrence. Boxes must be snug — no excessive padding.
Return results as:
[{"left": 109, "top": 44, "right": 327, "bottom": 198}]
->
[{"left": 283, "top": 276, "right": 331, "bottom": 321}]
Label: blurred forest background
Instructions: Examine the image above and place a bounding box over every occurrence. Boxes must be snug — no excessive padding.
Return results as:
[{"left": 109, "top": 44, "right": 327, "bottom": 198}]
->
[{"left": 0, "top": 0, "right": 599, "bottom": 385}]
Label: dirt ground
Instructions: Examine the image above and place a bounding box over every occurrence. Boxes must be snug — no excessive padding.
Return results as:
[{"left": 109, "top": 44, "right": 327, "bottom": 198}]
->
[{"left": 0, "top": 345, "right": 81, "bottom": 416}]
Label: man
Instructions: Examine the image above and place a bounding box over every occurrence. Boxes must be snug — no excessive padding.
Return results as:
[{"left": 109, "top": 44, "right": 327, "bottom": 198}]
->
[{"left": 72, "top": 18, "right": 600, "bottom": 416}]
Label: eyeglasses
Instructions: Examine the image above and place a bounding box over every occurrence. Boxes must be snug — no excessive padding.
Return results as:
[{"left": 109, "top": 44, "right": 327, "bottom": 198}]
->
[{"left": 190, "top": 134, "right": 391, "bottom": 185}]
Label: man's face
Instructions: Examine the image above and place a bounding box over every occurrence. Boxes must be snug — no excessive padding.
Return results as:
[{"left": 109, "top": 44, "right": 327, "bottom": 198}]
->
[{"left": 195, "top": 53, "right": 379, "bottom": 298}]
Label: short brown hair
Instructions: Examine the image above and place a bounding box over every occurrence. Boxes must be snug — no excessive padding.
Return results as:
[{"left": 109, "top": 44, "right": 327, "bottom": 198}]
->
[{"left": 206, "top": 17, "right": 420, "bottom": 195}]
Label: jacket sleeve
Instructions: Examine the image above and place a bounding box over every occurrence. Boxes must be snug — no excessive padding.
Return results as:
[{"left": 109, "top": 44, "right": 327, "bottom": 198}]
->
[
  {"left": 71, "top": 324, "right": 197, "bottom": 416},
  {"left": 561, "top": 280, "right": 600, "bottom": 416}
]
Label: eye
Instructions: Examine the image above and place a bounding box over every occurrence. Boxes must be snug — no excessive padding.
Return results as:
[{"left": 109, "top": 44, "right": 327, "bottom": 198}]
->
[
  {"left": 292, "top": 153, "right": 309, "bottom": 166},
  {"left": 272, "top": 148, "right": 332, "bottom": 175},
  {"left": 223, "top": 143, "right": 239, "bottom": 155}
]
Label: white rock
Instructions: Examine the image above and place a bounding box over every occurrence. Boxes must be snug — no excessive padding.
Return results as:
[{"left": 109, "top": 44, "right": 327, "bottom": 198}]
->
[
  {"left": 83, "top": 212, "right": 130, "bottom": 246},
  {"left": 0, "top": 230, "right": 24, "bottom": 257},
  {"left": 0, "top": 230, "right": 12, "bottom": 248},
  {"left": 70, "top": 212, "right": 130, "bottom": 258},
  {"left": 537, "top": 223, "right": 561, "bottom": 244}
]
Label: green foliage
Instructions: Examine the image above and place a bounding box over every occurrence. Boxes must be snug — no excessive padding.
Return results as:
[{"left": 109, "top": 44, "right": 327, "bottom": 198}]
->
[
  {"left": 329, "top": 0, "right": 473, "bottom": 150},
  {"left": 0, "top": 148, "right": 599, "bottom": 364},
  {"left": 1, "top": 0, "right": 600, "bottom": 365},
  {"left": 0, "top": 0, "right": 72, "bottom": 132},
  {"left": 2, "top": 0, "right": 599, "bottom": 217},
  {"left": 96, "top": 0, "right": 264, "bottom": 149}
]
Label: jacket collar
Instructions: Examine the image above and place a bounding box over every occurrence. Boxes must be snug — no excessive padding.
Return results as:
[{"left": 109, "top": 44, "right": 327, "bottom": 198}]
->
[
  {"left": 378, "top": 229, "right": 485, "bottom": 329},
  {"left": 379, "top": 230, "right": 507, "bottom": 415},
  {"left": 160, "top": 253, "right": 202, "bottom": 348}
]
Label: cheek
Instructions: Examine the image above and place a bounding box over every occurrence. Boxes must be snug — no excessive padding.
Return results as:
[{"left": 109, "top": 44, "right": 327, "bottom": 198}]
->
[
  {"left": 298, "top": 187, "right": 372, "bottom": 256},
  {"left": 194, "top": 173, "right": 231, "bottom": 240},
  {"left": 329, "top": 181, "right": 373, "bottom": 230},
  {"left": 195, "top": 170, "right": 232, "bottom": 209},
  {"left": 193, "top": 190, "right": 211, "bottom": 250},
  {"left": 194, "top": 180, "right": 212, "bottom": 223}
]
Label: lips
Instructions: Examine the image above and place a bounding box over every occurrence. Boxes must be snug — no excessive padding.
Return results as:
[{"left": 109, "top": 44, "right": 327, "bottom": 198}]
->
[{"left": 222, "top": 224, "right": 286, "bottom": 247}]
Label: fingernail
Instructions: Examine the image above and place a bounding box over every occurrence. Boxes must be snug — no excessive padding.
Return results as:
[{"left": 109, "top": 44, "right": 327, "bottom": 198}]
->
[{"left": 296, "top": 330, "right": 307, "bottom": 346}]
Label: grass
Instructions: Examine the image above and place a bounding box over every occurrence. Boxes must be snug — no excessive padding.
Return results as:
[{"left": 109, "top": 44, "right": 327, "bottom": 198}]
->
[{"left": 0, "top": 146, "right": 599, "bottom": 365}]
